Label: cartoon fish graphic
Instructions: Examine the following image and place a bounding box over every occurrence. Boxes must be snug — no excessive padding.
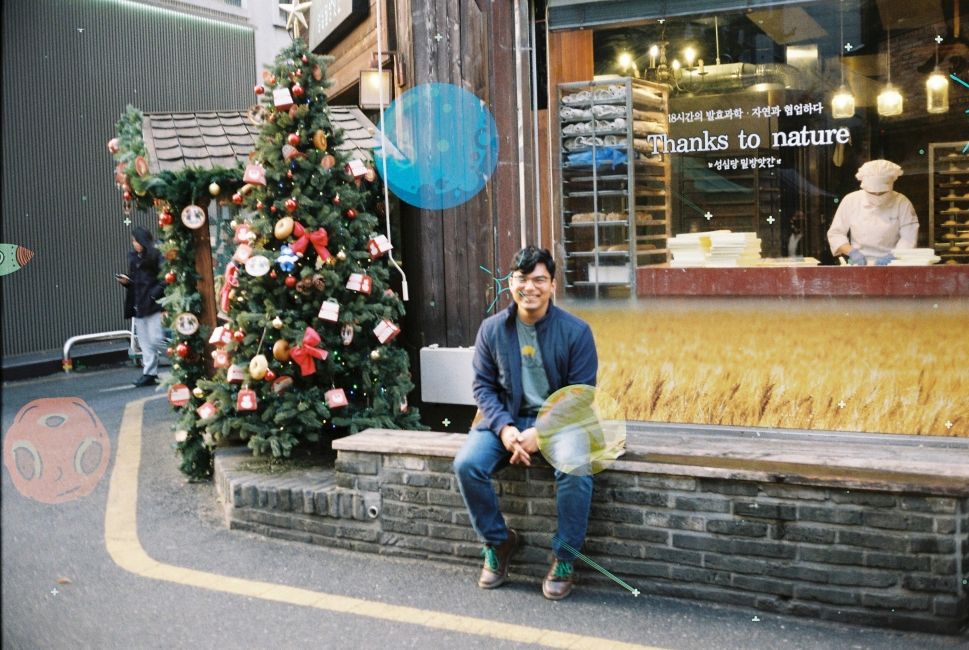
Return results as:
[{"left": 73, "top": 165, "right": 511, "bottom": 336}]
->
[{"left": 0, "top": 244, "right": 34, "bottom": 277}]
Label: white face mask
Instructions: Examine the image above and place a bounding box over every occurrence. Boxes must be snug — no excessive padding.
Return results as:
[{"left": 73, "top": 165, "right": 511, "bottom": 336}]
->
[{"left": 865, "top": 191, "right": 893, "bottom": 208}]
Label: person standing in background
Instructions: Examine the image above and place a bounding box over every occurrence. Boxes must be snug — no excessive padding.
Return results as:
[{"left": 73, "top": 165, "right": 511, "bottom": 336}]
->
[
  {"left": 117, "top": 226, "right": 166, "bottom": 387},
  {"left": 827, "top": 159, "right": 919, "bottom": 265}
]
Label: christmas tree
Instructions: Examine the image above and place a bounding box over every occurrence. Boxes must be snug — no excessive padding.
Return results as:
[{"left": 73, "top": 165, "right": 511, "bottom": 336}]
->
[
  {"left": 111, "top": 35, "right": 422, "bottom": 480},
  {"left": 191, "top": 37, "right": 422, "bottom": 470}
]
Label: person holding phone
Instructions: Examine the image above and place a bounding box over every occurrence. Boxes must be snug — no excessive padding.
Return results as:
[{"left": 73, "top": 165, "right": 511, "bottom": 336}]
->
[{"left": 117, "top": 226, "right": 166, "bottom": 387}]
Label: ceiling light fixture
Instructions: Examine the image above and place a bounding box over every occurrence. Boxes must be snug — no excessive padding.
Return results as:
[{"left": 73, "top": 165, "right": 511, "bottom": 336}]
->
[
  {"left": 831, "top": 0, "right": 855, "bottom": 119},
  {"left": 876, "top": 27, "right": 903, "bottom": 117},
  {"left": 926, "top": 36, "right": 949, "bottom": 114}
]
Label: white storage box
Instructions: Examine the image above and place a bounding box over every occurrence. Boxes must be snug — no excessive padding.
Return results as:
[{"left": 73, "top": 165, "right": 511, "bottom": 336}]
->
[{"left": 587, "top": 264, "right": 631, "bottom": 283}]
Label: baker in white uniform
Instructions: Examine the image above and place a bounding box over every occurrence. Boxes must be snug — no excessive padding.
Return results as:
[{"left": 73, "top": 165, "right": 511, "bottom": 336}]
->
[{"left": 827, "top": 159, "right": 919, "bottom": 265}]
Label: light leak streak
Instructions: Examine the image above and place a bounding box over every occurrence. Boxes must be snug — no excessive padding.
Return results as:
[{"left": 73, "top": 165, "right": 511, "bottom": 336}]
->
[{"left": 553, "top": 535, "right": 641, "bottom": 597}]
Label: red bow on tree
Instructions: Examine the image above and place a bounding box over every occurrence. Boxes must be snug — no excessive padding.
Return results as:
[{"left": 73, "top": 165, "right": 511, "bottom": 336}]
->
[
  {"left": 290, "top": 222, "right": 332, "bottom": 262},
  {"left": 219, "top": 262, "right": 239, "bottom": 313},
  {"left": 290, "top": 327, "right": 328, "bottom": 376}
]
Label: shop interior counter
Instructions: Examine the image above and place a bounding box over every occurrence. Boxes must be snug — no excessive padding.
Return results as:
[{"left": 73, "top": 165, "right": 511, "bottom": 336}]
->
[{"left": 636, "top": 263, "right": 969, "bottom": 297}]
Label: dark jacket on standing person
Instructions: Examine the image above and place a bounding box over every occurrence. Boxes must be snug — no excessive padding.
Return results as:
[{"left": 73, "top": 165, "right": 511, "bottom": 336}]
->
[
  {"left": 124, "top": 226, "right": 165, "bottom": 319},
  {"left": 472, "top": 302, "right": 598, "bottom": 435}
]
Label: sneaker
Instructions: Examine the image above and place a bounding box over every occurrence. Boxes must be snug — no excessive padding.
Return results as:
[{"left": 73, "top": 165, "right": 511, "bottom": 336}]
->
[
  {"left": 133, "top": 374, "right": 158, "bottom": 387},
  {"left": 542, "top": 559, "right": 575, "bottom": 600},
  {"left": 477, "top": 529, "right": 521, "bottom": 589}
]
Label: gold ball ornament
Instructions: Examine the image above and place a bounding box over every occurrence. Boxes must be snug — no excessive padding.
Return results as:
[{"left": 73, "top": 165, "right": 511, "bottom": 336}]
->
[
  {"left": 313, "top": 130, "right": 328, "bottom": 150},
  {"left": 249, "top": 354, "right": 269, "bottom": 380},
  {"left": 192, "top": 387, "right": 205, "bottom": 399},
  {"left": 272, "top": 339, "right": 291, "bottom": 362},
  {"left": 271, "top": 316, "right": 284, "bottom": 329},
  {"left": 274, "top": 216, "right": 295, "bottom": 240},
  {"left": 208, "top": 182, "right": 221, "bottom": 196},
  {"left": 370, "top": 349, "right": 381, "bottom": 360},
  {"left": 337, "top": 250, "right": 347, "bottom": 261}
]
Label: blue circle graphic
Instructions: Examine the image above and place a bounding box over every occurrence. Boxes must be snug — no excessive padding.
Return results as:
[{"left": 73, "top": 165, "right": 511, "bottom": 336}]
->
[{"left": 374, "top": 83, "right": 499, "bottom": 210}]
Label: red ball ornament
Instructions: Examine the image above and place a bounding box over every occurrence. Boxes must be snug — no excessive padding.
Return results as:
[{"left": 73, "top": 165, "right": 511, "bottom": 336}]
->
[
  {"left": 165, "top": 271, "right": 176, "bottom": 284},
  {"left": 256, "top": 200, "right": 264, "bottom": 209},
  {"left": 158, "top": 211, "right": 173, "bottom": 227},
  {"left": 292, "top": 83, "right": 304, "bottom": 97},
  {"left": 301, "top": 54, "right": 309, "bottom": 64},
  {"left": 166, "top": 347, "right": 174, "bottom": 357},
  {"left": 254, "top": 84, "right": 265, "bottom": 95},
  {"left": 287, "top": 170, "right": 294, "bottom": 179},
  {"left": 284, "top": 275, "right": 297, "bottom": 288},
  {"left": 346, "top": 208, "right": 357, "bottom": 219},
  {"left": 232, "top": 193, "right": 243, "bottom": 205},
  {"left": 287, "top": 133, "right": 300, "bottom": 146},
  {"left": 175, "top": 343, "right": 189, "bottom": 358},
  {"left": 284, "top": 198, "right": 298, "bottom": 212},
  {"left": 332, "top": 194, "right": 341, "bottom": 205},
  {"left": 123, "top": 190, "right": 132, "bottom": 201},
  {"left": 233, "top": 330, "right": 246, "bottom": 342},
  {"left": 269, "top": 270, "right": 277, "bottom": 279},
  {"left": 264, "top": 370, "right": 277, "bottom": 382}
]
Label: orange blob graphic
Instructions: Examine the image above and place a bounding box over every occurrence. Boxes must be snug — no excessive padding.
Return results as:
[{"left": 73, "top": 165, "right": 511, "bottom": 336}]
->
[{"left": 3, "top": 398, "right": 111, "bottom": 504}]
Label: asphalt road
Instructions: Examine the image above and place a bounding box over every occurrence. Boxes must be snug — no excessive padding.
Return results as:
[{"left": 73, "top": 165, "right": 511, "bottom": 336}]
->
[{"left": 2, "top": 366, "right": 967, "bottom": 649}]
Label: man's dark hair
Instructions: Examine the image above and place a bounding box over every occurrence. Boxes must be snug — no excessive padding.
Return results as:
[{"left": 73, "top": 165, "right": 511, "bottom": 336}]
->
[{"left": 511, "top": 246, "right": 556, "bottom": 278}]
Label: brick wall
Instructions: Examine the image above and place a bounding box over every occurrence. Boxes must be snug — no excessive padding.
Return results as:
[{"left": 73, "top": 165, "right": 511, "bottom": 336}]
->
[{"left": 214, "top": 435, "right": 969, "bottom": 634}]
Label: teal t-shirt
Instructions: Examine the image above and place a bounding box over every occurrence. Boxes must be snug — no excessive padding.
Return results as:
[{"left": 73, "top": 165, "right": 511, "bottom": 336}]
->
[{"left": 517, "top": 318, "right": 551, "bottom": 415}]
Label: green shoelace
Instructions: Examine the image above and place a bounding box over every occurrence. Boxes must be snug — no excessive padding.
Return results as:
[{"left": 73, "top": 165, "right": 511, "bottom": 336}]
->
[
  {"left": 482, "top": 546, "right": 499, "bottom": 571},
  {"left": 552, "top": 561, "right": 573, "bottom": 578}
]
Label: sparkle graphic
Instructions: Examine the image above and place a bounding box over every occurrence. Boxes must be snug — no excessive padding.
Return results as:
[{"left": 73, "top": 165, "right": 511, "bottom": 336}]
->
[
  {"left": 766, "top": 215, "right": 775, "bottom": 225},
  {"left": 434, "top": 33, "right": 443, "bottom": 42},
  {"left": 704, "top": 211, "right": 713, "bottom": 221},
  {"left": 844, "top": 42, "right": 853, "bottom": 52},
  {"left": 752, "top": 616, "right": 761, "bottom": 622},
  {"left": 441, "top": 418, "right": 451, "bottom": 428},
  {"left": 553, "top": 536, "right": 640, "bottom": 597},
  {"left": 50, "top": 588, "right": 59, "bottom": 596},
  {"left": 935, "top": 35, "right": 944, "bottom": 44},
  {"left": 945, "top": 420, "right": 953, "bottom": 429},
  {"left": 480, "top": 264, "right": 512, "bottom": 313},
  {"left": 838, "top": 400, "right": 846, "bottom": 409}
]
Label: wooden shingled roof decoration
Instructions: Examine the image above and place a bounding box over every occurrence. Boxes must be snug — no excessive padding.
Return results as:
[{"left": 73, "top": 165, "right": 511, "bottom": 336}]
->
[{"left": 141, "top": 107, "right": 378, "bottom": 174}]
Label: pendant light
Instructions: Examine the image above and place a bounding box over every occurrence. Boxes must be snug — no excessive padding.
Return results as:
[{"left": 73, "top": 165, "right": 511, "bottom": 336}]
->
[
  {"left": 831, "top": 0, "right": 855, "bottom": 119},
  {"left": 877, "top": 27, "right": 903, "bottom": 116},
  {"left": 926, "top": 36, "right": 949, "bottom": 114}
]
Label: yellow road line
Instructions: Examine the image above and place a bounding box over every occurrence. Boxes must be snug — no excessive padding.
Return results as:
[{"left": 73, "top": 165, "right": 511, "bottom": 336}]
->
[{"left": 105, "top": 398, "right": 664, "bottom": 649}]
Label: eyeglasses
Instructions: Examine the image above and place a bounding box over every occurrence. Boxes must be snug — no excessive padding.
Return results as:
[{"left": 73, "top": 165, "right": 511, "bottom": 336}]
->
[{"left": 510, "top": 274, "right": 551, "bottom": 288}]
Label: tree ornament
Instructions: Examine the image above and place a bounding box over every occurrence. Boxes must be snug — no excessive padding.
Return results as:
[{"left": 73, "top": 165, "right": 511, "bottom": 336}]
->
[
  {"left": 399, "top": 396, "right": 409, "bottom": 413},
  {"left": 227, "top": 364, "right": 246, "bottom": 384},
  {"left": 158, "top": 211, "right": 173, "bottom": 227},
  {"left": 254, "top": 84, "right": 265, "bottom": 95},
  {"left": 272, "top": 375, "right": 294, "bottom": 394},
  {"left": 346, "top": 159, "right": 367, "bottom": 179},
  {"left": 341, "top": 324, "right": 355, "bottom": 345},
  {"left": 212, "top": 349, "right": 231, "bottom": 368},
  {"left": 273, "top": 87, "right": 294, "bottom": 110},
  {"left": 208, "top": 182, "right": 221, "bottom": 196},
  {"left": 277, "top": 245, "right": 299, "bottom": 272},
  {"left": 243, "top": 162, "right": 267, "bottom": 186},
  {"left": 166, "top": 346, "right": 174, "bottom": 357},
  {"left": 273, "top": 339, "right": 291, "bottom": 362},
  {"left": 292, "top": 83, "right": 304, "bottom": 97},
  {"left": 123, "top": 190, "right": 133, "bottom": 201},
  {"left": 346, "top": 273, "right": 373, "bottom": 295},
  {"left": 180, "top": 205, "right": 206, "bottom": 229},
  {"left": 274, "top": 216, "right": 295, "bottom": 239},
  {"left": 318, "top": 299, "right": 340, "bottom": 322},
  {"left": 165, "top": 271, "right": 177, "bottom": 284},
  {"left": 175, "top": 342, "right": 189, "bottom": 358},
  {"left": 313, "top": 130, "right": 328, "bottom": 150},
  {"left": 370, "top": 349, "right": 381, "bottom": 360},
  {"left": 345, "top": 208, "right": 357, "bottom": 219},
  {"left": 374, "top": 319, "right": 401, "bottom": 344},
  {"left": 321, "top": 154, "right": 337, "bottom": 169},
  {"left": 107, "top": 137, "right": 120, "bottom": 153},
  {"left": 284, "top": 198, "right": 298, "bottom": 212},
  {"left": 236, "top": 388, "right": 258, "bottom": 411},
  {"left": 174, "top": 312, "right": 200, "bottom": 336},
  {"left": 301, "top": 54, "right": 309, "bottom": 64},
  {"left": 192, "top": 386, "right": 205, "bottom": 399},
  {"left": 209, "top": 325, "right": 233, "bottom": 347},
  {"left": 287, "top": 132, "right": 300, "bottom": 146},
  {"left": 367, "top": 234, "right": 393, "bottom": 259},
  {"left": 232, "top": 193, "right": 243, "bottom": 205},
  {"left": 271, "top": 316, "right": 284, "bottom": 329},
  {"left": 282, "top": 144, "right": 299, "bottom": 160},
  {"left": 325, "top": 388, "right": 348, "bottom": 409},
  {"left": 232, "top": 329, "right": 246, "bottom": 343},
  {"left": 249, "top": 354, "right": 269, "bottom": 380},
  {"left": 262, "top": 70, "right": 276, "bottom": 85},
  {"left": 312, "top": 64, "right": 322, "bottom": 80},
  {"left": 332, "top": 194, "right": 341, "bottom": 205},
  {"left": 264, "top": 369, "right": 276, "bottom": 382},
  {"left": 285, "top": 275, "right": 297, "bottom": 288},
  {"left": 196, "top": 402, "right": 218, "bottom": 420},
  {"left": 337, "top": 250, "right": 347, "bottom": 262},
  {"left": 364, "top": 168, "right": 377, "bottom": 183},
  {"left": 244, "top": 255, "right": 271, "bottom": 277},
  {"left": 290, "top": 327, "right": 327, "bottom": 375}
]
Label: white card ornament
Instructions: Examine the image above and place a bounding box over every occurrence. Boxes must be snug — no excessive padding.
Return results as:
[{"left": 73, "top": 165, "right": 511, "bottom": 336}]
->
[
  {"left": 273, "top": 87, "right": 294, "bottom": 110},
  {"left": 373, "top": 319, "right": 401, "bottom": 344},
  {"left": 346, "top": 273, "right": 372, "bottom": 295},
  {"left": 212, "top": 349, "right": 231, "bottom": 368},
  {"left": 318, "top": 299, "right": 340, "bottom": 322},
  {"left": 209, "top": 326, "right": 233, "bottom": 346},
  {"left": 399, "top": 395, "right": 409, "bottom": 413},
  {"left": 341, "top": 323, "right": 354, "bottom": 345},
  {"left": 245, "top": 255, "right": 271, "bottom": 277},
  {"left": 367, "top": 234, "right": 393, "bottom": 260},
  {"left": 345, "top": 159, "right": 367, "bottom": 179},
  {"left": 243, "top": 162, "right": 267, "bottom": 186},
  {"left": 227, "top": 364, "right": 246, "bottom": 384},
  {"left": 181, "top": 204, "right": 206, "bottom": 230},
  {"left": 325, "top": 387, "right": 348, "bottom": 409},
  {"left": 236, "top": 388, "right": 258, "bottom": 411},
  {"left": 234, "top": 223, "right": 255, "bottom": 244},
  {"left": 196, "top": 401, "right": 217, "bottom": 420},
  {"left": 168, "top": 384, "right": 191, "bottom": 407},
  {"left": 174, "top": 312, "right": 200, "bottom": 336}
]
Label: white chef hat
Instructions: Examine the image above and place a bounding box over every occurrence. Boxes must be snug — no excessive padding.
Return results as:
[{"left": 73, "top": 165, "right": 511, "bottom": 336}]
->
[{"left": 856, "top": 159, "right": 903, "bottom": 192}]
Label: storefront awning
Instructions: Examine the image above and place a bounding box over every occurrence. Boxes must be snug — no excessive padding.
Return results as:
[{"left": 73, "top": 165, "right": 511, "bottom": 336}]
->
[{"left": 547, "top": 0, "right": 807, "bottom": 30}]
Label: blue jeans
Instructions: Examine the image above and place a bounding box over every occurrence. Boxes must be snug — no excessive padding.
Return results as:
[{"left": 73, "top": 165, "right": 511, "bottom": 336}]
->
[
  {"left": 133, "top": 311, "right": 166, "bottom": 376},
  {"left": 453, "top": 415, "right": 593, "bottom": 562}
]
